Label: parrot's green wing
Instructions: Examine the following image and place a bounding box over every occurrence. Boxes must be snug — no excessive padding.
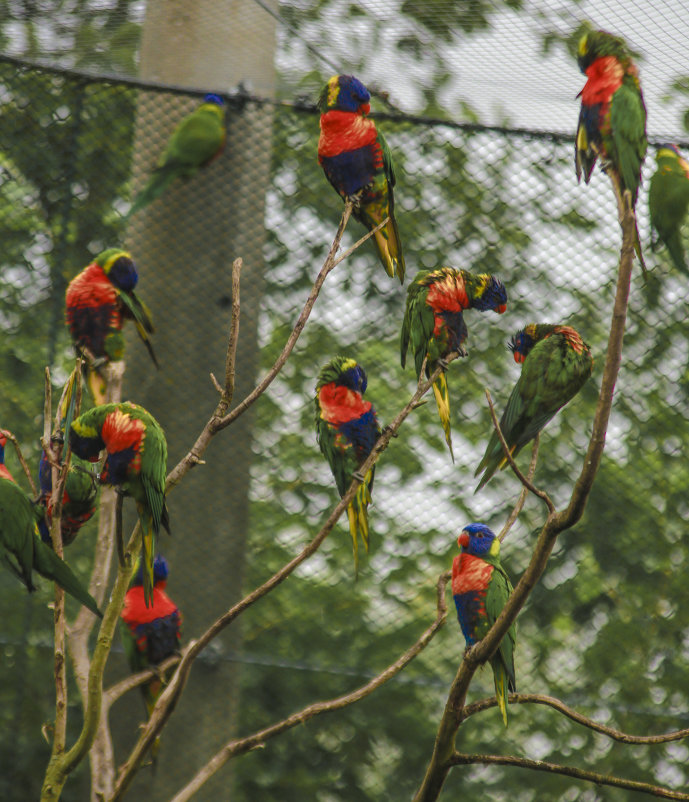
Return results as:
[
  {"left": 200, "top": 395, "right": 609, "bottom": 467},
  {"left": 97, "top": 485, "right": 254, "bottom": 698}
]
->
[
  {"left": 485, "top": 560, "right": 516, "bottom": 726},
  {"left": 609, "top": 82, "right": 647, "bottom": 203},
  {"left": 118, "top": 291, "right": 158, "bottom": 368}
]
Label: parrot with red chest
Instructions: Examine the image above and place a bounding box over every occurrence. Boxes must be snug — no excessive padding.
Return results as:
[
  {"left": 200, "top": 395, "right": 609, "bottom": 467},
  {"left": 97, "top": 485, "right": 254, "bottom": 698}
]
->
[
  {"left": 575, "top": 27, "right": 647, "bottom": 272},
  {"left": 121, "top": 554, "right": 182, "bottom": 761},
  {"left": 65, "top": 248, "right": 157, "bottom": 404},
  {"left": 69, "top": 402, "right": 169, "bottom": 605},
  {"left": 315, "top": 357, "right": 381, "bottom": 574},
  {"left": 318, "top": 74, "right": 405, "bottom": 282},
  {"left": 452, "top": 523, "right": 516, "bottom": 727},
  {"left": 400, "top": 267, "right": 507, "bottom": 461}
]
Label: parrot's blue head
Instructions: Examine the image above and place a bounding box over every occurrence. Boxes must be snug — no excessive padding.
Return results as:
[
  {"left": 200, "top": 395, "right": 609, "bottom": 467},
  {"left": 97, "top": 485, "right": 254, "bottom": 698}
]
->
[
  {"left": 338, "top": 359, "right": 368, "bottom": 394},
  {"left": 133, "top": 554, "right": 169, "bottom": 587},
  {"left": 458, "top": 523, "right": 498, "bottom": 557},
  {"left": 473, "top": 275, "right": 507, "bottom": 314},
  {"left": 318, "top": 74, "right": 371, "bottom": 114},
  {"left": 203, "top": 93, "right": 225, "bottom": 106},
  {"left": 98, "top": 249, "right": 138, "bottom": 293},
  {"left": 509, "top": 327, "right": 536, "bottom": 365}
]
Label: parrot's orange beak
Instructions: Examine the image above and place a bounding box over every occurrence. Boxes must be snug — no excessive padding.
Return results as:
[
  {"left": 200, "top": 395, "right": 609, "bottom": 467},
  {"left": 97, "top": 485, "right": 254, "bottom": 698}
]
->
[
  {"left": 457, "top": 531, "right": 470, "bottom": 548},
  {"left": 513, "top": 352, "right": 525, "bottom": 364},
  {"left": 360, "top": 102, "right": 370, "bottom": 115},
  {"left": 497, "top": 304, "right": 507, "bottom": 314}
]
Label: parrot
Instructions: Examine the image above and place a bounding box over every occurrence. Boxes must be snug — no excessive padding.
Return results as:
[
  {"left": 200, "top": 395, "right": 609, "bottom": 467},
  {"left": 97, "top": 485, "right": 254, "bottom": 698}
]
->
[
  {"left": 0, "top": 431, "right": 14, "bottom": 482},
  {"left": 400, "top": 267, "right": 507, "bottom": 461},
  {"left": 69, "top": 402, "right": 169, "bottom": 606},
  {"left": 452, "top": 522, "right": 516, "bottom": 727},
  {"left": 315, "top": 356, "right": 381, "bottom": 573},
  {"left": 65, "top": 248, "right": 157, "bottom": 404},
  {"left": 575, "top": 27, "right": 647, "bottom": 272},
  {"left": 649, "top": 144, "right": 689, "bottom": 275},
  {"left": 318, "top": 74, "right": 405, "bottom": 282},
  {"left": 120, "top": 553, "right": 182, "bottom": 760},
  {"left": 127, "top": 93, "right": 226, "bottom": 217},
  {"left": 37, "top": 450, "right": 98, "bottom": 547},
  {"left": 475, "top": 324, "right": 593, "bottom": 491},
  {"left": 0, "top": 476, "right": 102, "bottom": 616}
]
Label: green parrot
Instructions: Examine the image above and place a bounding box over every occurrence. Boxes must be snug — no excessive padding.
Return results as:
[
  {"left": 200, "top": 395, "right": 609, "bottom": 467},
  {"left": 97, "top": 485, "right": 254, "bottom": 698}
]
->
[
  {"left": 649, "top": 144, "right": 689, "bottom": 275},
  {"left": 0, "top": 476, "right": 102, "bottom": 617},
  {"left": 127, "top": 93, "right": 226, "bottom": 217},
  {"left": 575, "top": 27, "right": 647, "bottom": 271},
  {"left": 69, "top": 402, "right": 169, "bottom": 606},
  {"left": 400, "top": 267, "right": 507, "bottom": 461},
  {"left": 475, "top": 324, "right": 593, "bottom": 491}
]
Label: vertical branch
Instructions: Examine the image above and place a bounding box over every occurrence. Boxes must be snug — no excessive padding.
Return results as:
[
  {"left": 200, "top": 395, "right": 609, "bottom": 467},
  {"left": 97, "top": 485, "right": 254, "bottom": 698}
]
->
[{"left": 216, "top": 256, "right": 243, "bottom": 417}]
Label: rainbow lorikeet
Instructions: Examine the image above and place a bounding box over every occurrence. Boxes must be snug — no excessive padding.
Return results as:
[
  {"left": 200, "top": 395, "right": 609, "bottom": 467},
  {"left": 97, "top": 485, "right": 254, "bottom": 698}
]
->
[
  {"left": 69, "top": 402, "right": 169, "bottom": 606},
  {"left": 475, "top": 324, "right": 593, "bottom": 491},
  {"left": 121, "top": 554, "right": 182, "bottom": 759},
  {"left": 575, "top": 27, "right": 647, "bottom": 271},
  {"left": 649, "top": 144, "right": 689, "bottom": 275},
  {"left": 0, "top": 431, "right": 14, "bottom": 482},
  {"left": 452, "top": 523, "right": 516, "bottom": 727},
  {"left": 128, "top": 93, "right": 226, "bottom": 217},
  {"left": 65, "top": 248, "right": 157, "bottom": 404},
  {"left": 400, "top": 268, "right": 507, "bottom": 461},
  {"left": 37, "top": 450, "right": 98, "bottom": 547},
  {"left": 0, "top": 476, "right": 101, "bottom": 616},
  {"left": 315, "top": 357, "right": 381, "bottom": 573},
  {"left": 318, "top": 74, "right": 405, "bottom": 282}
]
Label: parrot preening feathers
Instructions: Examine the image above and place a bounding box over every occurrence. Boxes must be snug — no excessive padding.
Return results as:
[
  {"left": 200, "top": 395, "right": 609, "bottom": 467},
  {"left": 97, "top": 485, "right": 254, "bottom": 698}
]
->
[
  {"left": 315, "top": 357, "right": 381, "bottom": 574},
  {"left": 37, "top": 450, "right": 98, "bottom": 547},
  {"left": 0, "top": 476, "right": 102, "bottom": 616},
  {"left": 649, "top": 144, "right": 689, "bottom": 275},
  {"left": 318, "top": 74, "right": 405, "bottom": 282},
  {"left": 121, "top": 554, "right": 182, "bottom": 760},
  {"left": 452, "top": 523, "right": 516, "bottom": 727},
  {"left": 475, "top": 324, "right": 593, "bottom": 491},
  {"left": 128, "top": 93, "right": 226, "bottom": 217},
  {"left": 400, "top": 267, "right": 507, "bottom": 461},
  {"left": 69, "top": 402, "right": 169, "bottom": 606},
  {"left": 575, "top": 27, "right": 647, "bottom": 271},
  {"left": 65, "top": 248, "right": 157, "bottom": 404}
]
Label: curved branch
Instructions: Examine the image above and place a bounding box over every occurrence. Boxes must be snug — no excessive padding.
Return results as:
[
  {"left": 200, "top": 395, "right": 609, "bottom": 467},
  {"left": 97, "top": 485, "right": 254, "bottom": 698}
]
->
[
  {"left": 168, "top": 571, "right": 451, "bottom": 802},
  {"left": 449, "top": 751, "right": 689, "bottom": 800},
  {"left": 463, "top": 693, "right": 689, "bottom": 745},
  {"left": 498, "top": 436, "right": 539, "bottom": 542}
]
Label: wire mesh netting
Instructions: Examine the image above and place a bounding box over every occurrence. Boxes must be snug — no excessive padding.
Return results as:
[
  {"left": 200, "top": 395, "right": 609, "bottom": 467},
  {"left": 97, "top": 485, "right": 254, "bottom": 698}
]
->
[{"left": 2, "top": 1, "right": 689, "bottom": 801}]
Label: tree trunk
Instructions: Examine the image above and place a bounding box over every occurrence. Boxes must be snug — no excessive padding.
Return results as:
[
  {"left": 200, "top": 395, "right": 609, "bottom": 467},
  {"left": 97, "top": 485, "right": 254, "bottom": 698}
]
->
[{"left": 111, "top": 2, "right": 276, "bottom": 799}]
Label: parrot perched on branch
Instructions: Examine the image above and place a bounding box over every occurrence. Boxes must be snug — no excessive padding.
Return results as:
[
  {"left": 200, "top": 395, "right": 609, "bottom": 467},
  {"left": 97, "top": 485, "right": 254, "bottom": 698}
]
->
[
  {"left": 400, "top": 267, "right": 507, "bottom": 461},
  {"left": 0, "top": 476, "right": 102, "bottom": 616},
  {"left": 575, "top": 27, "right": 647, "bottom": 271},
  {"left": 649, "top": 144, "right": 689, "bottom": 275},
  {"left": 37, "top": 450, "right": 98, "bottom": 547},
  {"left": 318, "top": 74, "right": 405, "bottom": 282},
  {"left": 128, "top": 93, "right": 226, "bottom": 217},
  {"left": 452, "top": 523, "right": 516, "bottom": 727},
  {"left": 69, "top": 402, "right": 169, "bottom": 606},
  {"left": 475, "top": 324, "right": 593, "bottom": 491},
  {"left": 65, "top": 248, "right": 157, "bottom": 404},
  {"left": 315, "top": 357, "right": 381, "bottom": 574},
  {"left": 121, "top": 553, "right": 182, "bottom": 760}
]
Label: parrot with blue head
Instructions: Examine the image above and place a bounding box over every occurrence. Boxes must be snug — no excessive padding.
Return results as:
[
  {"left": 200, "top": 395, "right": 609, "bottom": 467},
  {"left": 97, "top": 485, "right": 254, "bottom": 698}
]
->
[
  {"left": 400, "top": 267, "right": 507, "bottom": 461},
  {"left": 318, "top": 74, "right": 405, "bottom": 282},
  {"left": 65, "top": 248, "right": 157, "bottom": 404},
  {"left": 452, "top": 522, "right": 516, "bottom": 727},
  {"left": 128, "top": 93, "right": 226, "bottom": 217},
  {"left": 69, "top": 402, "right": 169, "bottom": 606},
  {"left": 475, "top": 324, "right": 593, "bottom": 491},
  {"left": 649, "top": 144, "right": 689, "bottom": 275},
  {"left": 575, "top": 27, "right": 647, "bottom": 272},
  {"left": 315, "top": 357, "right": 381, "bottom": 574}
]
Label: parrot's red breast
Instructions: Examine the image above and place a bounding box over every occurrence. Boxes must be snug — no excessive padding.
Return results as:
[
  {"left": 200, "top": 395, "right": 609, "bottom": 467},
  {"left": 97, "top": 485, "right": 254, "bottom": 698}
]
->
[
  {"left": 101, "top": 409, "right": 145, "bottom": 468},
  {"left": 318, "top": 384, "right": 373, "bottom": 426},
  {"left": 580, "top": 56, "right": 623, "bottom": 115},
  {"left": 318, "top": 110, "right": 378, "bottom": 159},
  {"left": 451, "top": 552, "right": 494, "bottom": 596}
]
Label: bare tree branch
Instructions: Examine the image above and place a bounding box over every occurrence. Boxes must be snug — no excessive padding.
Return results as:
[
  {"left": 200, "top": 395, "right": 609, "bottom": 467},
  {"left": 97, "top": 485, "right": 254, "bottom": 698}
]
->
[
  {"left": 168, "top": 571, "right": 451, "bottom": 802},
  {"left": 449, "top": 751, "right": 689, "bottom": 800},
  {"left": 216, "top": 256, "right": 243, "bottom": 417},
  {"left": 498, "top": 436, "right": 539, "bottom": 542}
]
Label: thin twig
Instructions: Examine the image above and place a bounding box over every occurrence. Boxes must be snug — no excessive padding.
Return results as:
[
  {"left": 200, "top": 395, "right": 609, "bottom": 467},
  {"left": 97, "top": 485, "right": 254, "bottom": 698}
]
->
[
  {"left": 111, "top": 355, "right": 458, "bottom": 800},
  {"left": 449, "top": 751, "right": 689, "bottom": 800},
  {"left": 498, "top": 436, "right": 539, "bottom": 542},
  {"left": 169, "top": 572, "right": 451, "bottom": 802},
  {"left": 103, "top": 655, "right": 181, "bottom": 710},
  {"left": 216, "top": 257, "right": 243, "bottom": 418},
  {"left": 484, "top": 389, "right": 554, "bottom": 514},
  {"left": 462, "top": 693, "right": 689, "bottom": 745}
]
